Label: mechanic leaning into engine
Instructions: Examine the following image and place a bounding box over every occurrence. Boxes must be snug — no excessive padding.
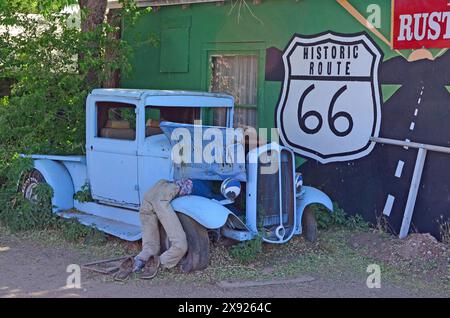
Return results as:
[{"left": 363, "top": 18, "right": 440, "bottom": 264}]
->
[{"left": 114, "top": 178, "right": 219, "bottom": 281}]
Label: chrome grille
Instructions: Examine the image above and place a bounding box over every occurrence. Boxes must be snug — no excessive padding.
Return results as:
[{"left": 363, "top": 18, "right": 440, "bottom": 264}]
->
[{"left": 256, "top": 147, "right": 295, "bottom": 243}]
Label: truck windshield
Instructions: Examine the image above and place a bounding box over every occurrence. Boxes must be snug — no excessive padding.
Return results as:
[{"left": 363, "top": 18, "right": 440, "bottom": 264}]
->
[{"left": 144, "top": 106, "right": 229, "bottom": 137}]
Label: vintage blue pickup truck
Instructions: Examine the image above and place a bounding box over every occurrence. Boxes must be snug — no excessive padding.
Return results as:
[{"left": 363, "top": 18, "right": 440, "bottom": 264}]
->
[{"left": 20, "top": 89, "right": 333, "bottom": 271}]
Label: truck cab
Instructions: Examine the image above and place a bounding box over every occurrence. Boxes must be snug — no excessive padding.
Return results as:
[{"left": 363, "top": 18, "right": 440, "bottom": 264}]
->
[
  {"left": 21, "top": 89, "right": 333, "bottom": 272},
  {"left": 86, "top": 89, "right": 236, "bottom": 209}
]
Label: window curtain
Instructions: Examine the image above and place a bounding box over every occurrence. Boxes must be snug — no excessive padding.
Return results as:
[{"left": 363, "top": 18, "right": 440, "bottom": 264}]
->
[{"left": 211, "top": 55, "right": 258, "bottom": 129}]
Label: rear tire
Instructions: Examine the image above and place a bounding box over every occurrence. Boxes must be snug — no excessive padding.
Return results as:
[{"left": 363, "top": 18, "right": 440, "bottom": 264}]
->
[
  {"left": 159, "top": 213, "right": 210, "bottom": 273},
  {"left": 20, "top": 169, "right": 47, "bottom": 203},
  {"left": 302, "top": 207, "right": 318, "bottom": 243}
]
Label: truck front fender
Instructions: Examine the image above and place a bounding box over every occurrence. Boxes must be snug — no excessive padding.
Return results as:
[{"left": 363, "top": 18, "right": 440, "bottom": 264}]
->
[
  {"left": 34, "top": 159, "right": 75, "bottom": 212},
  {"left": 171, "top": 195, "right": 238, "bottom": 230},
  {"left": 295, "top": 186, "right": 333, "bottom": 234}
]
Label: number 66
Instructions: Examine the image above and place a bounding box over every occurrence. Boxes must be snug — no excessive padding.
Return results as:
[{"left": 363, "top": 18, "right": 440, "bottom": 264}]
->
[{"left": 298, "top": 84, "right": 354, "bottom": 137}]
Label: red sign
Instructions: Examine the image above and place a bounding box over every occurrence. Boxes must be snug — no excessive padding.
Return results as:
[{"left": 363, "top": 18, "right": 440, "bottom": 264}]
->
[{"left": 392, "top": 0, "right": 450, "bottom": 49}]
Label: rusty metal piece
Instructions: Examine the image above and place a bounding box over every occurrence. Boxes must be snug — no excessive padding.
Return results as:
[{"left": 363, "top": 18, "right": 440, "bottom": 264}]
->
[{"left": 82, "top": 256, "right": 132, "bottom": 275}]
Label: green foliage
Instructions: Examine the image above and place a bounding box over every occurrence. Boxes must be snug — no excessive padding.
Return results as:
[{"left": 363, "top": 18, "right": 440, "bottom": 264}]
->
[
  {"left": 0, "top": 157, "right": 105, "bottom": 244},
  {"left": 74, "top": 183, "right": 93, "bottom": 203},
  {"left": 0, "top": 0, "right": 78, "bottom": 15},
  {"left": 0, "top": 183, "right": 55, "bottom": 232},
  {"left": 229, "top": 236, "right": 263, "bottom": 264},
  {"left": 313, "top": 203, "right": 370, "bottom": 231},
  {"left": 58, "top": 218, "right": 106, "bottom": 244},
  {"left": 0, "top": 5, "right": 129, "bottom": 160},
  {"left": 0, "top": 1, "right": 145, "bottom": 243}
]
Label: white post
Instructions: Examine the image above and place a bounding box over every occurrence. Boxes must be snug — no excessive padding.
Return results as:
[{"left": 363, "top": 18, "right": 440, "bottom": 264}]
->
[{"left": 399, "top": 148, "right": 427, "bottom": 239}]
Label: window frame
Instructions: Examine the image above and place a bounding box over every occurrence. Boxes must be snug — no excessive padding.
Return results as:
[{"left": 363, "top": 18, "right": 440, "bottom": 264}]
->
[
  {"left": 95, "top": 101, "right": 138, "bottom": 142},
  {"left": 202, "top": 42, "right": 266, "bottom": 129}
]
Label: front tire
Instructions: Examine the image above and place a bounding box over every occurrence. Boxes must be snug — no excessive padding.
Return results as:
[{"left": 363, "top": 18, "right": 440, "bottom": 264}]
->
[
  {"left": 302, "top": 207, "right": 318, "bottom": 243},
  {"left": 159, "top": 213, "right": 210, "bottom": 273}
]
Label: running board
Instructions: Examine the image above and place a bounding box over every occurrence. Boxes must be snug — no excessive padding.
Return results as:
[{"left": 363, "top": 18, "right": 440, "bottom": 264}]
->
[{"left": 58, "top": 211, "right": 142, "bottom": 241}]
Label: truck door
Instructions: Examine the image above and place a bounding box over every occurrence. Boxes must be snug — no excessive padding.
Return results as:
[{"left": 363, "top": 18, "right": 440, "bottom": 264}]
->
[{"left": 87, "top": 101, "right": 140, "bottom": 206}]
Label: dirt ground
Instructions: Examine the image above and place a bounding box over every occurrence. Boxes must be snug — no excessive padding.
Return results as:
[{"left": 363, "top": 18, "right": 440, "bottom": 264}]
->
[{"left": 0, "top": 226, "right": 448, "bottom": 298}]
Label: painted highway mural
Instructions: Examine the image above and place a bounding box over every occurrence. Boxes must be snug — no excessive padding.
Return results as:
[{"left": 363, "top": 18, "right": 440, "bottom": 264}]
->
[{"left": 265, "top": 1, "right": 450, "bottom": 239}]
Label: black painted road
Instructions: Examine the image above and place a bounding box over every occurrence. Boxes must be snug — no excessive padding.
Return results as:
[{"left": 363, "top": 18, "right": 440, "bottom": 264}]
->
[{"left": 301, "top": 55, "right": 450, "bottom": 238}]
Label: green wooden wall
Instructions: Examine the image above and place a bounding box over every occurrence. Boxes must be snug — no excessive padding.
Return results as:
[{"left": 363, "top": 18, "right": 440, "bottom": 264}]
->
[{"left": 121, "top": 0, "right": 404, "bottom": 130}]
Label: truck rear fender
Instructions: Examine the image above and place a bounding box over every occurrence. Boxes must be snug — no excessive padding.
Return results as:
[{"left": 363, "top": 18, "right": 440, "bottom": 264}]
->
[{"left": 33, "top": 159, "right": 75, "bottom": 212}]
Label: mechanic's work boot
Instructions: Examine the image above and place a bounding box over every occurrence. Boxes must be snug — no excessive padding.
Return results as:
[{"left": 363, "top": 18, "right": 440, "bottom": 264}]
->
[
  {"left": 139, "top": 255, "right": 160, "bottom": 280},
  {"left": 113, "top": 257, "right": 134, "bottom": 282}
]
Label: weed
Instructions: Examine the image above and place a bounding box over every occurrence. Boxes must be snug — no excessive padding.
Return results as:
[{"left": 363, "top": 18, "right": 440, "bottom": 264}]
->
[
  {"left": 437, "top": 216, "right": 450, "bottom": 244},
  {"left": 0, "top": 183, "right": 56, "bottom": 232},
  {"left": 313, "top": 202, "right": 369, "bottom": 231},
  {"left": 229, "top": 235, "right": 263, "bottom": 264},
  {"left": 0, "top": 158, "right": 106, "bottom": 246},
  {"left": 345, "top": 214, "right": 370, "bottom": 230},
  {"left": 58, "top": 218, "right": 106, "bottom": 245},
  {"left": 74, "top": 183, "right": 93, "bottom": 203},
  {"left": 375, "top": 214, "right": 393, "bottom": 234}
]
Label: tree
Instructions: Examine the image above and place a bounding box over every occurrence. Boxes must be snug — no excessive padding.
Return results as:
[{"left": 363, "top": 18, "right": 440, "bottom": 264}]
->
[
  {"left": 0, "top": 0, "right": 137, "bottom": 166},
  {"left": 78, "top": 0, "right": 108, "bottom": 85},
  {"left": 78, "top": 0, "right": 108, "bottom": 33}
]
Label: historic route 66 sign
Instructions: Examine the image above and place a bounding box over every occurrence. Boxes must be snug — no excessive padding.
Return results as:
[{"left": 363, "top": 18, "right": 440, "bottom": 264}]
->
[{"left": 276, "top": 32, "right": 383, "bottom": 164}]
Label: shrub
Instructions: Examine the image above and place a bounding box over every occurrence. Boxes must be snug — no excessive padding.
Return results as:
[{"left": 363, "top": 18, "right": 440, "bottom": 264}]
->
[
  {"left": 229, "top": 236, "right": 263, "bottom": 264},
  {"left": 313, "top": 203, "right": 370, "bottom": 231}
]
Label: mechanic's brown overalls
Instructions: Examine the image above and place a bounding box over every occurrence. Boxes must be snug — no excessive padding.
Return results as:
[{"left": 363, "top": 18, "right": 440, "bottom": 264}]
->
[{"left": 136, "top": 180, "right": 188, "bottom": 268}]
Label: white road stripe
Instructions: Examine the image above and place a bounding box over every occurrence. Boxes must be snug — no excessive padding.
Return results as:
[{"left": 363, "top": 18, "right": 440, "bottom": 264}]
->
[
  {"left": 414, "top": 109, "right": 419, "bottom": 116},
  {"left": 420, "top": 91, "right": 423, "bottom": 96},
  {"left": 395, "top": 160, "right": 405, "bottom": 178},
  {"left": 383, "top": 195, "right": 395, "bottom": 216},
  {"left": 404, "top": 139, "right": 411, "bottom": 150},
  {"left": 409, "top": 122, "right": 415, "bottom": 131},
  {"left": 418, "top": 98, "right": 422, "bottom": 104}
]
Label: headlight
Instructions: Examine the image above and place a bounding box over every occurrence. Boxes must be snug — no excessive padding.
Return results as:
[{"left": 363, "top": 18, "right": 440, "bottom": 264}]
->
[
  {"left": 220, "top": 178, "right": 241, "bottom": 201},
  {"left": 295, "top": 173, "right": 303, "bottom": 195}
]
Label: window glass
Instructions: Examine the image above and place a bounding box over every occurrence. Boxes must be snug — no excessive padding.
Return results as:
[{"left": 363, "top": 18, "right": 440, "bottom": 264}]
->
[
  {"left": 145, "top": 106, "right": 201, "bottom": 137},
  {"left": 96, "top": 102, "right": 136, "bottom": 141},
  {"left": 211, "top": 107, "right": 229, "bottom": 127}
]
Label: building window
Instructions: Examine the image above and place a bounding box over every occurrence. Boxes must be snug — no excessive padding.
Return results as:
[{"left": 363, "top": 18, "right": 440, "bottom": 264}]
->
[{"left": 210, "top": 54, "right": 258, "bottom": 129}]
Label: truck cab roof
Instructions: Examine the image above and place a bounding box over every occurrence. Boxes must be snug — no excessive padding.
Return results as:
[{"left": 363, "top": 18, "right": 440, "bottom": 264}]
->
[{"left": 90, "top": 89, "right": 235, "bottom": 108}]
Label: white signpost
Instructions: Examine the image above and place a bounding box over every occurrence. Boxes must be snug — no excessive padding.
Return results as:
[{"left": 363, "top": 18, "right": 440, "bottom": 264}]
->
[{"left": 276, "top": 32, "right": 383, "bottom": 164}]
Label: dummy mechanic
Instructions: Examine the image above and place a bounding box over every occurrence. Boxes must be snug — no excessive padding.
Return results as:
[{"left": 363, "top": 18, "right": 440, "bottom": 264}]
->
[
  {"left": 114, "top": 178, "right": 216, "bottom": 281},
  {"left": 115, "top": 112, "right": 221, "bottom": 281}
]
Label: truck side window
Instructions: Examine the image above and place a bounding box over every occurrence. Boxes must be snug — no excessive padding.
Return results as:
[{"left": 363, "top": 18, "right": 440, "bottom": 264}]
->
[{"left": 96, "top": 102, "right": 136, "bottom": 141}]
